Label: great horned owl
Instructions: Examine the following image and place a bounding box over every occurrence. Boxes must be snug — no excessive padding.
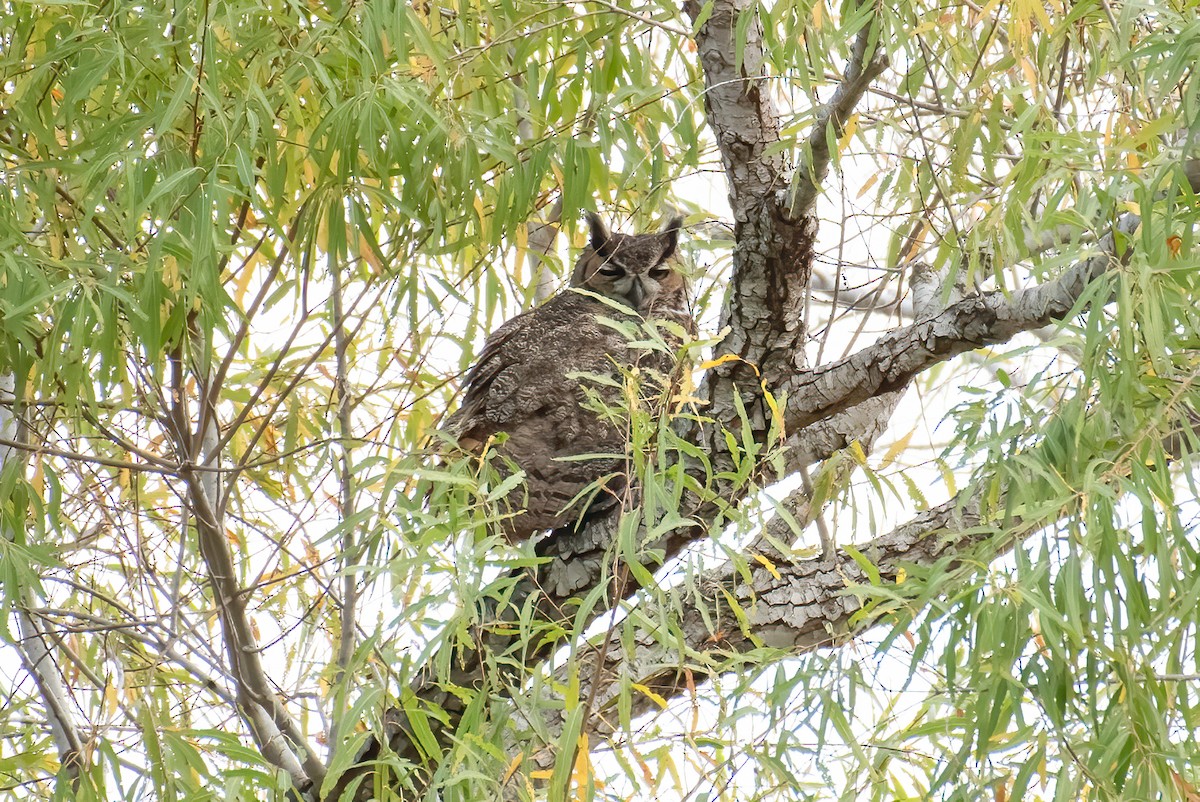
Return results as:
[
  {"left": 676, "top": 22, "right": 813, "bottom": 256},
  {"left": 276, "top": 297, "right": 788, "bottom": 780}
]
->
[{"left": 446, "top": 212, "right": 691, "bottom": 542}]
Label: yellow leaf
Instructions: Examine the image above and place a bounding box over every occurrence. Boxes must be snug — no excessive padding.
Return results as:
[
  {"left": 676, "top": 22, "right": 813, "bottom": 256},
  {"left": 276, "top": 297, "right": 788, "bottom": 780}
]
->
[
  {"left": 1019, "top": 57, "right": 1038, "bottom": 92},
  {"left": 1029, "top": 0, "right": 1052, "bottom": 28},
  {"left": 105, "top": 683, "right": 120, "bottom": 716},
  {"left": 671, "top": 393, "right": 709, "bottom": 407},
  {"left": 530, "top": 769, "right": 553, "bottom": 780},
  {"left": 30, "top": 457, "right": 44, "bottom": 496},
  {"left": 1167, "top": 235, "right": 1182, "bottom": 258},
  {"left": 162, "top": 255, "right": 182, "bottom": 292},
  {"left": 1009, "top": 0, "right": 1052, "bottom": 53},
  {"left": 837, "top": 113, "right": 859, "bottom": 153},
  {"left": 571, "top": 734, "right": 591, "bottom": 801},
  {"left": 901, "top": 220, "right": 928, "bottom": 261},
  {"left": 210, "top": 24, "right": 233, "bottom": 49},
  {"left": 304, "top": 540, "right": 320, "bottom": 565},
  {"left": 502, "top": 753, "right": 523, "bottom": 784},
  {"left": 698, "top": 353, "right": 759, "bottom": 375},
  {"left": 550, "top": 164, "right": 566, "bottom": 199},
  {"left": 856, "top": 171, "right": 879, "bottom": 199},
  {"left": 262, "top": 422, "right": 279, "bottom": 456},
  {"left": 973, "top": 0, "right": 1002, "bottom": 24},
  {"left": 474, "top": 195, "right": 488, "bottom": 243},
  {"left": 358, "top": 234, "right": 383, "bottom": 274},
  {"left": 409, "top": 54, "right": 438, "bottom": 85},
  {"left": 811, "top": 0, "right": 823, "bottom": 28},
  {"left": 631, "top": 683, "right": 669, "bottom": 709},
  {"left": 753, "top": 552, "right": 781, "bottom": 580},
  {"left": 880, "top": 428, "right": 915, "bottom": 468},
  {"left": 896, "top": 567, "right": 907, "bottom": 584},
  {"left": 233, "top": 249, "right": 262, "bottom": 304},
  {"left": 312, "top": 209, "right": 329, "bottom": 254},
  {"left": 761, "top": 386, "right": 785, "bottom": 443},
  {"left": 671, "top": 368, "right": 697, "bottom": 407},
  {"left": 514, "top": 224, "right": 529, "bottom": 283}
]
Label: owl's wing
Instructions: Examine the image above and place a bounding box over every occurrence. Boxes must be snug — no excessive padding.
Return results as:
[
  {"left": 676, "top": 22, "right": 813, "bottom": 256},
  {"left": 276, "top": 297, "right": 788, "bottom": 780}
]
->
[
  {"left": 451, "top": 324, "right": 519, "bottom": 426},
  {"left": 446, "top": 299, "right": 567, "bottom": 447}
]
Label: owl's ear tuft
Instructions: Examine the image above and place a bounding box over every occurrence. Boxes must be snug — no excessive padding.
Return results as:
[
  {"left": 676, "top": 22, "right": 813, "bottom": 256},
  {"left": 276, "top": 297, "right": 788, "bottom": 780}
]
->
[
  {"left": 659, "top": 215, "right": 684, "bottom": 260},
  {"left": 584, "top": 211, "right": 612, "bottom": 254}
]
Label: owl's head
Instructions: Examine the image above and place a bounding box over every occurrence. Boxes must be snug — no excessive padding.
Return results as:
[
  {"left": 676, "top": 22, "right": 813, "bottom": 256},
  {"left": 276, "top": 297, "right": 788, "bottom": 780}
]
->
[{"left": 571, "top": 212, "right": 686, "bottom": 315}]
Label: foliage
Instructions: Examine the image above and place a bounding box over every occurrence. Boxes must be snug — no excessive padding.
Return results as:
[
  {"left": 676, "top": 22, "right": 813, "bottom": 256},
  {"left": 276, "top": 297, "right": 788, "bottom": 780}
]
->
[{"left": 0, "top": 0, "right": 1199, "bottom": 799}]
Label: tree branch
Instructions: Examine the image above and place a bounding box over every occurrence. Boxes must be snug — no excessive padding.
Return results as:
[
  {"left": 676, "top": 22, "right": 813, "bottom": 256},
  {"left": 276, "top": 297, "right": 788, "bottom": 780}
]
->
[
  {"left": 782, "top": 212, "right": 1140, "bottom": 432},
  {"left": 182, "top": 465, "right": 326, "bottom": 790},
  {"left": 525, "top": 198, "right": 562, "bottom": 304},
  {"left": 682, "top": 0, "right": 785, "bottom": 219},
  {"left": 0, "top": 375, "right": 86, "bottom": 781},
  {"left": 173, "top": 340, "right": 326, "bottom": 793},
  {"left": 787, "top": 4, "right": 890, "bottom": 218},
  {"left": 518, "top": 494, "right": 995, "bottom": 769},
  {"left": 328, "top": 248, "right": 360, "bottom": 756},
  {"left": 684, "top": 0, "right": 887, "bottom": 448}
]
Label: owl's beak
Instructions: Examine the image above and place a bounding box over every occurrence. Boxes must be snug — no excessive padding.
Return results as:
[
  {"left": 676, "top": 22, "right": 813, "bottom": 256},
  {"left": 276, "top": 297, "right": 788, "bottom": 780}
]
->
[{"left": 626, "top": 281, "right": 645, "bottom": 313}]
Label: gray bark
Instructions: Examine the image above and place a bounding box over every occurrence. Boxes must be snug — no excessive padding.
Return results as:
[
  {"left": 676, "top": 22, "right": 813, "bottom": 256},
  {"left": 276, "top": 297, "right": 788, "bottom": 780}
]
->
[
  {"left": 518, "top": 496, "right": 989, "bottom": 769},
  {"left": 0, "top": 375, "right": 86, "bottom": 781}
]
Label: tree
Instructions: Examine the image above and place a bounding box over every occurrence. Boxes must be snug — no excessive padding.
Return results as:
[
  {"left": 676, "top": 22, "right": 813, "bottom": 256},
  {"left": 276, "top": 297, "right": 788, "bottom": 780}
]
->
[{"left": 2, "top": 0, "right": 1200, "bottom": 798}]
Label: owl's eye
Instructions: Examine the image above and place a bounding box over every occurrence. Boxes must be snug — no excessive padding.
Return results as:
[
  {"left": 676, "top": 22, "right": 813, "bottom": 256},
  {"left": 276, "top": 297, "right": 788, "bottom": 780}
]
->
[
  {"left": 648, "top": 266, "right": 670, "bottom": 279},
  {"left": 598, "top": 264, "right": 626, "bottom": 277}
]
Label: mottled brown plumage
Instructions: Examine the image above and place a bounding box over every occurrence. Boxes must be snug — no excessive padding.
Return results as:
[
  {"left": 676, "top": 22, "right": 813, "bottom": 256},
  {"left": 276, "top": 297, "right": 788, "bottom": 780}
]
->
[{"left": 446, "top": 213, "right": 691, "bottom": 542}]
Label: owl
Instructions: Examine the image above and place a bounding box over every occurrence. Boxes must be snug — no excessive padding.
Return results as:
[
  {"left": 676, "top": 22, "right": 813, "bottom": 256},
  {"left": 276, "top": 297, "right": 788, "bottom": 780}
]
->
[{"left": 446, "top": 212, "right": 691, "bottom": 543}]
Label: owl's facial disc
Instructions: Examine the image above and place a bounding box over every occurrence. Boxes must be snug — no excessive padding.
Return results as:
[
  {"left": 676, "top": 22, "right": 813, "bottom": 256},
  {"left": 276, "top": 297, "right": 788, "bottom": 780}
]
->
[
  {"left": 595, "top": 261, "right": 662, "bottom": 313},
  {"left": 573, "top": 213, "right": 686, "bottom": 315}
]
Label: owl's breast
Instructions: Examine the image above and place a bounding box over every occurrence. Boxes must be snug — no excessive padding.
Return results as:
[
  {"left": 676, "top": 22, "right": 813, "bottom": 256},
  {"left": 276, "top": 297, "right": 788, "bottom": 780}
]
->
[{"left": 446, "top": 289, "right": 693, "bottom": 542}]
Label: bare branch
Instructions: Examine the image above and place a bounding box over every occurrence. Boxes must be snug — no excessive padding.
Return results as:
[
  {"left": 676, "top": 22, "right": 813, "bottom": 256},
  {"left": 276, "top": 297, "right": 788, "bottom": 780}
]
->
[
  {"left": 182, "top": 464, "right": 325, "bottom": 790},
  {"left": 526, "top": 198, "right": 563, "bottom": 303},
  {"left": 787, "top": 7, "right": 890, "bottom": 218},
  {"left": 783, "top": 213, "right": 1140, "bottom": 432},
  {"left": 329, "top": 250, "right": 361, "bottom": 755},
  {"left": 173, "top": 339, "right": 326, "bottom": 792},
  {"left": 578, "top": 0, "right": 692, "bottom": 37},
  {"left": 0, "top": 375, "right": 86, "bottom": 780}
]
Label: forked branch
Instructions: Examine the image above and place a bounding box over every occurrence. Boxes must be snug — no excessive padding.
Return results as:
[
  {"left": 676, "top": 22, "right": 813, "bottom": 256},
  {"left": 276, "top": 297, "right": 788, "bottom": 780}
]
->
[{"left": 781, "top": 212, "right": 1142, "bottom": 433}]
